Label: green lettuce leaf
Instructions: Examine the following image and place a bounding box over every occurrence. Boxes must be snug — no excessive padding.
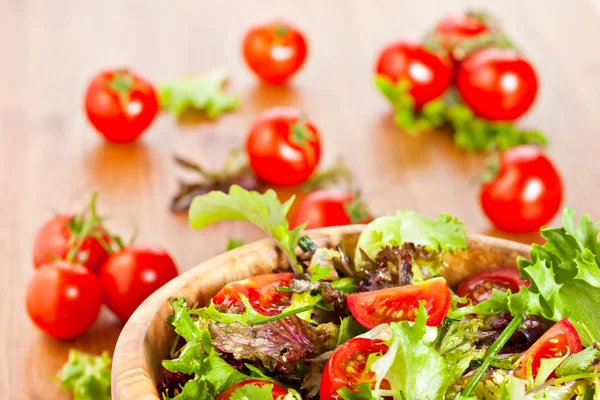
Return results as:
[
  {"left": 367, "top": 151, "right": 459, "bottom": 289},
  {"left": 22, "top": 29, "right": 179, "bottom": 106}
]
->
[
  {"left": 354, "top": 210, "right": 467, "bottom": 265},
  {"left": 188, "top": 185, "right": 305, "bottom": 269},
  {"left": 556, "top": 345, "right": 600, "bottom": 377},
  {"left": 437, "top": 318, "right": 485, "bottom": 383},
  {"left": 369, "top": 306, "right": 451, "bottom": 400},
  {"left": 57, "top": 350, "right": 111, "bottom": 400},
  {"left": 160, "top": 69, "right": 240, "bottom": 119},
  {"left": 337, "top": 316, "right": 368, "bottom": 346}
]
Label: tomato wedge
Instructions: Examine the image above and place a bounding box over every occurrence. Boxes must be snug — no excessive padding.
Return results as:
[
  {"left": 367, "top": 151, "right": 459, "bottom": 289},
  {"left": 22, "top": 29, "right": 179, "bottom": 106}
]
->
[
  {"left": 456, "top": 268, "right": 530, "bottom": 305},
  {"left": 320, "top": 338, "right": 388, "bottom": 400},
  {"left": 515, "top": 319, "right": 582, "bottom": 379},
  {"left": 347, "top": 277, "right": 450, "bottom": 329},
  {"left": 212, "top": 273, "right": 294, "bottom": 316},
  {"left": 216, "top": 379, "right": 288, "bottom": 400}
]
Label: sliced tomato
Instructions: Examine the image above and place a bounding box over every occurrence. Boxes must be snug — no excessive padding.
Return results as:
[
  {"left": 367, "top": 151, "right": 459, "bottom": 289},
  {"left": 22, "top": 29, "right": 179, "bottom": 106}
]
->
[
  {"left": 216, "top": 379, "right": 288, "bottom": 400},
  {"left": 347, "top": 277, "right": 450, "bottom": 329},
  {"left": 456, "top": 268, "right": 530, "bottom": 305},
  {"left": 212, "top": 273, "right": 294, "bottom": 316},
  {"left": 320, "top": 338, "right": 388, "bottom": 400},
  {"left": 515, "top": 319, "right": 582, "bottom": 379}
]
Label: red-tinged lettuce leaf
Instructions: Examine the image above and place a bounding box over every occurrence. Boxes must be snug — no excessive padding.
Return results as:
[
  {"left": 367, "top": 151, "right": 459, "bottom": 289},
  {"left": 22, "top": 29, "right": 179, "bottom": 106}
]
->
[{"left": 208, "top": 315, "right": 338, "bottom": 373}]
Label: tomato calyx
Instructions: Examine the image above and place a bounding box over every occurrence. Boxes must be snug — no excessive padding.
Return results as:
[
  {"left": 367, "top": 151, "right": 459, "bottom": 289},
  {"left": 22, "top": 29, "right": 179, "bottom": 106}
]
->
[
  {"left": 290, "top": 117, "right": 315, "bottom": 149},
  {"left": 274, "top": 23, "right": 290, "bottom": 38},
  {"left": 105, "top": 70, "right": 141, "bottom": 117},
  {"left": 170, "top": 150, "right": 263, "bottom": 212},
  {"left": 478, "top": 152, "right": 501, "bottom": 183},
  {"left": 343, "top": 192, "right": 372, "bottom": 224},
  {"left": 300, "top": 158, "right": 354, "bottom": 192},
  {"left": 64, "top": 193, "right": 111, "bottom": 263}
]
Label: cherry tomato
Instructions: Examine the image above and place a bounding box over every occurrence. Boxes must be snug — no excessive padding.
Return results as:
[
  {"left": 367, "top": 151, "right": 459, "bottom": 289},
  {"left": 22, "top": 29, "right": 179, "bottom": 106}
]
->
[
  {"left": 99, "top": 245, "right": 179, "bottom": 321},
  {"left": 85, "top": 69, "right": 159, "bottom": 144},
  {"left": 456, "top": 268, "right": 530, "bottom": 305},
  {"left": 376, "top": 41, "right": 452, "bottom": 108},
  {"left": 456, "top": 48, "right": 538, "bottom": 121},
  {"left": 347, "top": 277, "right": 450, "bottom": 329},
  {"left": 515, "top": 319, "right": 582, "bottom": 379},
  {"left": 320, "top": 338, "right": 388, "bottom": 400},
  {"left": 433, "top": 12, "right": 490, "bottom": 60},
  {"left": 32, "top": 214, "right": 111, "bottom": 273},
  {"left": 480, "top": 146, "right": 563, "bottom": 233},
  {"left": 246, "top": 107, "right": 321, "bottom": 186},
  {"left": 216, "top": 379, "right": 288, "bottom": 400},
  {"left": 242, "top": 21, "right": 308, "bottom": 84},
  {"left": 212, "top": 273, "right": 294, "bottom": 316},
  {"left": 291, "top": 190, "right": 372, "bottom": 229},
  {"left": 26, "top": 261, "right": 103, "bottom": 340}
]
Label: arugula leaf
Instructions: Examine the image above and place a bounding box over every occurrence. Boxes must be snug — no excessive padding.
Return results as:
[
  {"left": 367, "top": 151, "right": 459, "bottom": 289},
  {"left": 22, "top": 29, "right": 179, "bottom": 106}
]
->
[
  {"left": 375, "top": 75, "right": 548, "bottom": 152},
  {"left": 160, "top": 69, "right": 240, "bottom": 119},
  {"left": 369, "top": 305, "right": 450, "bottom": 400},
  {"left": 230, "top": 383, "right": 274, "bottom": 400},
  {"left": 226, "top": 238, "right": 245, "bottom": 251},
  {"left": 188, "top": 185, "right": 305, "bottom": 270},
  {"left": 58, "top": 350, "right": 111, "bottom": 400},
  {"left": 354, "top": 210, "right": 467, "bottom": 265}
]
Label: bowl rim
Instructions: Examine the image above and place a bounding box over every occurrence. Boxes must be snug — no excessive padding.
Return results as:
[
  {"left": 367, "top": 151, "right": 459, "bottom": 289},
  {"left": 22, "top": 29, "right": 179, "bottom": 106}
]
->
[{"left": 111, "top": 225, "right": 531, "bottom": 399}]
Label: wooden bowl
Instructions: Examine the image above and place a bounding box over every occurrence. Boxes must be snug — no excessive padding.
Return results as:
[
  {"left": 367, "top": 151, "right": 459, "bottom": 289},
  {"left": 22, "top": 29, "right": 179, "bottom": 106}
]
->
[{"left": 111, "top": 226, "right": 530, "bottom": 399}]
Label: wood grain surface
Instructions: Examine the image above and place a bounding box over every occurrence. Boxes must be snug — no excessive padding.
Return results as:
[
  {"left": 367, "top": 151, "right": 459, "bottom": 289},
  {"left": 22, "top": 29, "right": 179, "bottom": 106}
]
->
[{"left": 1, "top": 0, "right": 599, "bottom": 398}]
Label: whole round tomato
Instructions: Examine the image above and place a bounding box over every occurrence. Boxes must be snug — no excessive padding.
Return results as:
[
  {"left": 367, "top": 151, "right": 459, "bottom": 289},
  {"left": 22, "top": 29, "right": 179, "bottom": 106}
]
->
[
  {"left": 456, "top": 268, "right": 530, "bottom": 305},
  {"left": 243, "top": 21, "right": 308, "bottom": 84},
  {"left": 85, "top": 69, "right": 159, "bottom": 144},
  {"left": 32, "top": 214, "right": 111, "bottom": 273},
  {"left": 246, "top": 107, "right": 321, "bottom": 186},
  {"left": 375, "top": 41, "right": 452, "bottom": 108},
  {"left": 291, "top": 190, "right": 372, "bottom": 229},
  {"left": 433, "top": 12, "right": 490, "bottom": 59},
  {"left": 212, "top": 273, "right": 294, "bottom": 316},
  {"left": 347, "top": 277, "right": 451, "bottom": 329},
  {"left": 26, "top": 261, "right": 103, "bottom": 340},
  {"left": 480, "top": 146, "right": 562, "bottom": 233},
  {"left": 320, "top": 337, "right": 389, "bottom": 400},
  {"left": 217, "top": 379, "right": 288, "bottom": 400},
  {"left": 456, "top": 48, "right": 538, "bottom": 121},
  {"left": 516, "top": 319, "right": 582, "bottom": 379},
  {"left": 99, "top": 245, "right": 179, "bottom": 321}
]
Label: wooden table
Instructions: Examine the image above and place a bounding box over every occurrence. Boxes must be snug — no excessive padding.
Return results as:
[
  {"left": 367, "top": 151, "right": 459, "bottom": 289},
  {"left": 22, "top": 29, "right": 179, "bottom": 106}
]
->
[{"left": 2, "top": 0, "right": 599, "bottom": 398}]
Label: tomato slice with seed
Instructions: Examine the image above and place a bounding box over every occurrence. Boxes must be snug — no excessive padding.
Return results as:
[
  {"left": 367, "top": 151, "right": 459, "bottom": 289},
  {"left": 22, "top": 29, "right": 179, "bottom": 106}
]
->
[
  {"left": 212, "top": 273, "right": 294, "bottom": 316},
  {"left": 320, "top": 338, "right": 388, "bottom": 400},
  {"left": 347, "top": 277, "right": 451, "bottom": 329},
  {"left": 515, "top": 319, "right": 582, "bottom": 379},
  {"left": 216, "top": 379, "right": 288, "bottom": 400},
  {"left": 456, "top": 268, "right": 530, "bottom": 305}
]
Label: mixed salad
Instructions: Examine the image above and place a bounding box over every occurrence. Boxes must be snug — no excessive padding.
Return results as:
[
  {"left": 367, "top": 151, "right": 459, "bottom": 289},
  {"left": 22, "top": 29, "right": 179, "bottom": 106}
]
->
[{"left": 158, "top": 186, "right": 600, "bottom": 400}]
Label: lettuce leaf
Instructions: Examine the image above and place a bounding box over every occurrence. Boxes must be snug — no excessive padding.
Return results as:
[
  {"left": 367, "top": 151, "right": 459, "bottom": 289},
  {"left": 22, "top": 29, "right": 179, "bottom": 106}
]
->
[
  {"left": 230, "top": 383, "right": 274, "bottom": 400},
  {"left": 57, "top": 350, "right": 111, "bottom": 400},
  {"left": 188, "top": 185, "right": 305, "bottom": 269},
  {"left": 368, "top": 306, "right": 451, "bottom": 400},
  {"left": 354, "top": 210, "right": 467, "bottom": 265}
]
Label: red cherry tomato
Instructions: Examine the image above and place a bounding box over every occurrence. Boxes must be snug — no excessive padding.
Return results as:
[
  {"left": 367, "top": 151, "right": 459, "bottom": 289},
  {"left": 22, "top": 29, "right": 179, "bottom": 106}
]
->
[
  {"left": 433, "top": 12, "right": 490, "bottom": 60},
  {"left": 291, "top": 190, "right": 372, "bottom": 229},
  {"left": 32, "top": 214, "right": 111, "bottom": 273},
  {"left": 456, "top": 268, "right": 530, "bottom": 305},
  {"left": 515, "top": 319, "right": 582, "bottom": 379},
  {"left": 376, "top": 41, "right": 452, "bottom": 108},
  {"left": 480, "top": 145, "right": 563, "bottom": 234},
  {"left": 347, "top": 277, "right": 451, "bottom": 329},
  {"left": 85, "top": 69, "right": 159, "bottom": 144},
  {"left": 26, "top": 261, "right": 103, "bottom": 340},
  {"left": 216, "top": 379, "right": 288, "bottom": 400},
  {"left": 212, "top": 273, "right": 294, "bottom": 316},
  {"left": 246, "top": 107, "right": 321, "bottom": 186},
  {"left": 242, "top": 21, "right": 308, "bottom": 84},
  {"left": 99, "top": 245, "right": 179, "bottom": 321},
  {"left": 320, "top": 338, "right": 388, "bottom": 400},
  {"left": 456, "top": 48, "right": 538, "bottom": 121}
]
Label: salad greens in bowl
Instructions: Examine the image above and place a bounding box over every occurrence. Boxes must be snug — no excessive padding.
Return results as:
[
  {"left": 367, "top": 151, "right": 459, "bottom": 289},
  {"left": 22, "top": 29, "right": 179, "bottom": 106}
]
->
[{"left": 112, "top": 186, "right": 600, "bottom": 400}]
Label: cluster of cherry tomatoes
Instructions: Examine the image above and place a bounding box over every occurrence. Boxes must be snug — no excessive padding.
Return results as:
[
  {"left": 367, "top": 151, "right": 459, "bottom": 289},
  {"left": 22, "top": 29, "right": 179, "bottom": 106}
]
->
[{"left": 26, "top": 195, "right": 179, "bottom": 340}]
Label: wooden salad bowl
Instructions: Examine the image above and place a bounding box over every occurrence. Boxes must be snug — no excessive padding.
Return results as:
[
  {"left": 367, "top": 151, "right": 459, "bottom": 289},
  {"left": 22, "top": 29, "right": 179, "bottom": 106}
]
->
[{"left": 111, "top": 225, "right": 530, "bottom": 400}]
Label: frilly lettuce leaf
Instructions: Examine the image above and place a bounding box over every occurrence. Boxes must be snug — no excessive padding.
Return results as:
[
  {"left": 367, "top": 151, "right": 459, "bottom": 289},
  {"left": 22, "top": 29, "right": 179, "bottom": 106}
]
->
[
  {"left": 188, "top": 185, "right": 305, "bottom": 270},
  {"left": 354, "top": 210, "right": 467, "bottom": 266},
  {"left": 57, "top": 350, "right": 111, "bottom": 400}
]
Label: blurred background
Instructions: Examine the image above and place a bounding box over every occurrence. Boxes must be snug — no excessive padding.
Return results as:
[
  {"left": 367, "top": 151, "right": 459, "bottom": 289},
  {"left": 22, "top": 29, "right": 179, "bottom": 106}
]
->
[{"left": 1, "top": 0, "right": 600, "bottom": 398}]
